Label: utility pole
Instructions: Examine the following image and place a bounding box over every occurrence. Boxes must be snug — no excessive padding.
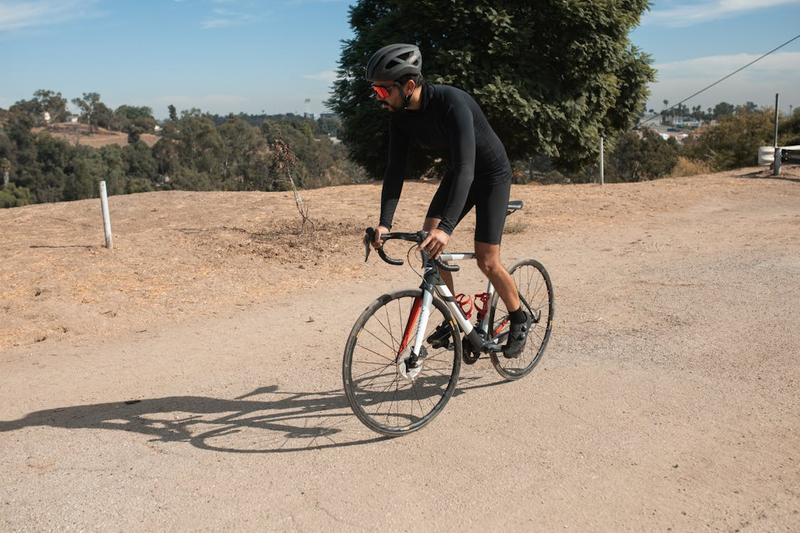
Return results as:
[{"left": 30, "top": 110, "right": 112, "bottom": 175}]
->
[{"left": 773, "top": 94, "right": 781, "bottom": 176}]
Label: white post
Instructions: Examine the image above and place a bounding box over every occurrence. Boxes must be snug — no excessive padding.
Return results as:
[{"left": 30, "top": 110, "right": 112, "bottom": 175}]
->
[
  {"left": 599, "top": 137, "right": 605, "bottom": 185},
  {"left": 99, "top": 181, "right": 113, "bottom": 249}
]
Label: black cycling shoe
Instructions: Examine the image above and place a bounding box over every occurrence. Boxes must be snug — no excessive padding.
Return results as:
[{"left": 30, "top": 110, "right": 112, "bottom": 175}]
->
[
  {"left": 426, "top": 321, "right": 451, "bottom": 348},
  {"left": 502, "top": 312, "right": 532, "bottom": 359}
]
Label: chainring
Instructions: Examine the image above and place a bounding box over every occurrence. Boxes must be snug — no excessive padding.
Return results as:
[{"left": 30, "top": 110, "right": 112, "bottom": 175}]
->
[{"left": 462, "top": 336, "right": 480, "bottom": 365}]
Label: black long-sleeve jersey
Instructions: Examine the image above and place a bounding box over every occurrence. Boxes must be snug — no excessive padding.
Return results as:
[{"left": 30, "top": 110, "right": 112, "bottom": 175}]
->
[{"left": 379, "top": 82, "right": 512, "bottom": 234}]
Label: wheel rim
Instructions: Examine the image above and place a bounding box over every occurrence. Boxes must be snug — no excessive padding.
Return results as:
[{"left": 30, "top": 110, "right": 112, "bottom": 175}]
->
[
  {"left": 344, "top": 291, "right": 461, "bottom": 434},
  {"left": 490, "top": 260, "right": 553, "bottom": 379}
]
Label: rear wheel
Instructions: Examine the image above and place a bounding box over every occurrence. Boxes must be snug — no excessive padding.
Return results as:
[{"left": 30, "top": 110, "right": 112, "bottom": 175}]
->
[
  {"left": 343, "top": 289, "right": 462, "bottom": 436},
  {"left": 489, "top": 259, "right": 554, "bottom": 380}
]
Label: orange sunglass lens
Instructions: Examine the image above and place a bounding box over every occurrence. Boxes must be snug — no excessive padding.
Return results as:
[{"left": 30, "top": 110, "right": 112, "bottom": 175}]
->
[{"left": 372, "top": 85, "right": 390, "bottom": 98}]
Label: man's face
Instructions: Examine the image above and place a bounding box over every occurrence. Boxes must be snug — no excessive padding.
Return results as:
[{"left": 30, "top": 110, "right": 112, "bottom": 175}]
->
[{"left": 372, "top": 82, "right": 404, "bottom": 112}]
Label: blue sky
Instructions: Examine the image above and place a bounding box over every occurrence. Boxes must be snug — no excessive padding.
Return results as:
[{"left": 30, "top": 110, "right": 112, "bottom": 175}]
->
[{"left": 1, "top": 1, "right": 799, "bottom": 120}]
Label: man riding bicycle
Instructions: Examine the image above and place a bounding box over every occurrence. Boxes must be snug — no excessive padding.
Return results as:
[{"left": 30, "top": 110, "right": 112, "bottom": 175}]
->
[{"left": 366, "top": 43, "right": 531, "bottom": 358}]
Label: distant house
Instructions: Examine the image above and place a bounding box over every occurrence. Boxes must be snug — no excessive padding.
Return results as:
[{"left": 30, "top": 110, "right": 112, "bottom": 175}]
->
[
  {"left": 42, "top": 112, "right": 51, "bottom": 124},
  {"left": 68, "top": 115, "right": 79, "bottom": 123}
]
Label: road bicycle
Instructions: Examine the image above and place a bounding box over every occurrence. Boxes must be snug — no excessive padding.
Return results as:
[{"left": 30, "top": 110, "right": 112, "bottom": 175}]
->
[{"left": 342, "top": 201, "right": 554, "bottom": 436}]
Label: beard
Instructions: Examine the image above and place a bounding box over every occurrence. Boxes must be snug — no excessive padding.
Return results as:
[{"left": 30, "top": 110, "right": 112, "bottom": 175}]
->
[{"left": 380, "top": 100, "right": 404, "bottom": 113}]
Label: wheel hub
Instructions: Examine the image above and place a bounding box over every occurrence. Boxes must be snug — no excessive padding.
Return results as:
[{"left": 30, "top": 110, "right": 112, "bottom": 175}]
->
[{"left": 397, "top": 346, "right": 427, "bottom": 380}]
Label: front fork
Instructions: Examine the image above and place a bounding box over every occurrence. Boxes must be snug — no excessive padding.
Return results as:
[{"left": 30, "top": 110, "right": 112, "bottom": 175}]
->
[{"left": 399, "top": 288, "right": 434, "bottom": 370}]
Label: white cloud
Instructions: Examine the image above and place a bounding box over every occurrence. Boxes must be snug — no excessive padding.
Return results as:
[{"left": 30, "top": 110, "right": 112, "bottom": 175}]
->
[
  {"left": 645, "top": 0, "right": 800, "bottom": 27},
  {"left": 303, "top": 70, "right": 337, "bottom": 83},
  {"left": 201, "top": 8, "right": 256, "bottom": 29},
  {"left": 655, "top": 51, "right": 800, "bottom": 79},
  {"left": 0, "top": 0, "right": 100, "bottom": 31},
  {"left": 645, "top": 51, "right": 800, "bottom": 111}
]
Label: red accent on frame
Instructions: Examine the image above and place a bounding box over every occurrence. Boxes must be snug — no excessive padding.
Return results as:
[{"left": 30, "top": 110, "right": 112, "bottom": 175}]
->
[
  {"left": 493, "top": 318, "right": 509, "bottom": 338},
  {"left": 398, "top": 297, "right": 422, "bottom": 356}
]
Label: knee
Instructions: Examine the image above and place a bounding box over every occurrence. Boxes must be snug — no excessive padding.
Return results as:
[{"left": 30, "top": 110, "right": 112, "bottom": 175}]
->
[{"left": 476, "top": 255, "right": 503, "bottom": 276}]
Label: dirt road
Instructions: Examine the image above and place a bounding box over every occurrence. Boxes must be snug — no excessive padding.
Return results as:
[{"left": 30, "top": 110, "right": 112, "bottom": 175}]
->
[{"left": 1, "top": 168, "right": 798, "bottom": 531}]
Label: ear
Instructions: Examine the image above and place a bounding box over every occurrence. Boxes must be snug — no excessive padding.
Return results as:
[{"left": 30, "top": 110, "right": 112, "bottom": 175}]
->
[{"left": 403, "top": 79, "right": 416, "bottom": 96}]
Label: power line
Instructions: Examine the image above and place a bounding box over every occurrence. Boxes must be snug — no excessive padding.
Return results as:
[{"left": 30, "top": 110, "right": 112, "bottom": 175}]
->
[{"left": 641, "top": 32, "right": 800, "bottom": 124}]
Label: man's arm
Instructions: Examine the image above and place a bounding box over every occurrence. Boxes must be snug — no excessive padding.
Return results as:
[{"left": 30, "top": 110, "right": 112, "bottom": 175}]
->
[
  {"left": 378, "top": 118, "right": 411, "bottom": 231},
  {"left": 437, "top": 103, "right": 476, "bottom": 234}
]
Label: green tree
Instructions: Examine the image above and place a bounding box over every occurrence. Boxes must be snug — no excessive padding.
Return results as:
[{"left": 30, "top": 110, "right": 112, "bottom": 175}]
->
[
  {"left": 171, "top": 109, "right": 224, "bottom": 178},
  {"left": 123, "top": 141, "right": 157, "bottom": 182},
  {"left": 115, "top": 105, "right": 157, "bottom": 141},
  {"left": 218, "top": 115, "right": 267, "bottom": 189},
  {"left": 10, "top": 90, "right": 68, "bottom": 125},
  {"left": 329, "top": 0, "right": 655, "bottom": 178},
  {"left": 99, "top": 144, "right": 127, "bottom": 195},
  {"left": 606, "top": 129, "right": 679, "bottom": 182},
  {"left": 713, "top": 102, "right": 735, "bottom": 119},
  {"left": 71, "top": 92, "right": 104, "bottom": 134},
  {"left": 64, "top": 146, "right": 101, "bottom": 201},
  {"left": 152, "top": 137, "right": 180, "bottom": 178},
  {"left": 739, "top": 101, "right": 758, "bottom": 115}
]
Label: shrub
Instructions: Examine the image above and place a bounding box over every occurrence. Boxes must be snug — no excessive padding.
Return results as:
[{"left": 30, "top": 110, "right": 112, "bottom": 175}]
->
[
  {"left": 682, "top": 109, "right": 773, "bottom": 170},
  {"left": 670, "top": 156, "right": 712, "bottom": 177}
]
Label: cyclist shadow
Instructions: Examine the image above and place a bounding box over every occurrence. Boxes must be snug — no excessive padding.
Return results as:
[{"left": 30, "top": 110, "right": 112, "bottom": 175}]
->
[{"left": 0, "top": 376, "right": 501, "bottom": 453}]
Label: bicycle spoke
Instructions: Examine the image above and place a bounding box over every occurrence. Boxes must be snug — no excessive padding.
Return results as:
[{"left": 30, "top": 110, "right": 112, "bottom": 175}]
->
[
  {"left": 490, "top": 260, "right": 554, "bottom": 380},
  {"left": 343, "top": 290, "right": 461, "bottom": 435}
]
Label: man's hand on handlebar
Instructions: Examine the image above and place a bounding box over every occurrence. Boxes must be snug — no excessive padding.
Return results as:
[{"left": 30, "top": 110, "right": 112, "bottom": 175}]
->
[
  {"left": 371, "top": 225, "right": 390, "bottom": 249},
  {"left": 420, "top": 228, "right": 449, "bottom": 260}
]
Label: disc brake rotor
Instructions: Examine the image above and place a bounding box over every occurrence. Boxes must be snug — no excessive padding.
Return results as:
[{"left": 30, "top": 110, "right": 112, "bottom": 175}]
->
[{"left": 397, "top": 346, "right": 426, "bottom": 380}]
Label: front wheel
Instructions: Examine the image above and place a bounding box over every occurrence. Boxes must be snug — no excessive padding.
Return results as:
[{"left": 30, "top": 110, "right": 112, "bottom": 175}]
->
[
  {"left": 343, "top": 289, "right": 462, "bottom": 436},
  {"left": 489, "top": 259, "right": 554, "bottom": 380}
]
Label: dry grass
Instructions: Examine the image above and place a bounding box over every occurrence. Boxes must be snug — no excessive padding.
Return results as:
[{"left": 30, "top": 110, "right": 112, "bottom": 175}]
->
[
  {"left": 671, "top": 156, "right": 713, "bottom": 177},
  {"left": 31, "top": 122, "right": 159, "bottom": 148}
]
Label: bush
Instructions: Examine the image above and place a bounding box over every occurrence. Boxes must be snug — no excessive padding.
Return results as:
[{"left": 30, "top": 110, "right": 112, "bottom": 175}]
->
[
  {"left": 779, "top": 109, "right": 800, "bottom": 146},
  {"left": 682, "top": 109, "right": 773, "bottom": 170},
  {"left": 0, "top": 183, "right": 32, "bottom": 208},
  {"left": 670, "top": 156, "right": 712, "bottom": 177}
]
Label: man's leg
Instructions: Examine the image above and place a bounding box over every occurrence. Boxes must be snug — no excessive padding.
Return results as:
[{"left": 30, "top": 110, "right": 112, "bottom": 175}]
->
[
  {"left": 423, "top": 217, "right": 455, "bottom": 347},
  {"left": 475, "top": 241, "right": 530, "bottom": 358},
  {"left": 474, "top": 241, "right": 519, "bottom": 312}
]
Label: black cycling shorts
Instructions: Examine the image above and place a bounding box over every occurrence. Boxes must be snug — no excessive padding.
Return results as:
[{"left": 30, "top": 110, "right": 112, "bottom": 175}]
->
[{"left": 426, "top": 173, "right": 511, "bottom": 245}]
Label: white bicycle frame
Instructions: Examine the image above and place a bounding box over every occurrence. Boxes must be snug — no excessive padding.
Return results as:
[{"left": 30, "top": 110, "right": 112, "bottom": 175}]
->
[{"left": 407, "top": 251, "right": 499, "bottom": 360}]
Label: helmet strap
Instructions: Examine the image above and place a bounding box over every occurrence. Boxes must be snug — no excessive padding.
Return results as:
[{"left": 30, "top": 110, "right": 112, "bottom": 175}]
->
[{"left": 398, "top": 80, "right": 414, "bottom": 110}]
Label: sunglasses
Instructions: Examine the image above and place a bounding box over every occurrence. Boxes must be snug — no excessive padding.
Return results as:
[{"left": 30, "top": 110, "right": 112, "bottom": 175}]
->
[{"left": 371, "top": 82, "right": 402, "bottom": 99}]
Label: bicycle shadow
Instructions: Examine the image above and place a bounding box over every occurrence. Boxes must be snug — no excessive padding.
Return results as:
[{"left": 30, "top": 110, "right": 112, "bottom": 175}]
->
[{"left": 0, "top": 376, "right": 503, "bottom": 454}]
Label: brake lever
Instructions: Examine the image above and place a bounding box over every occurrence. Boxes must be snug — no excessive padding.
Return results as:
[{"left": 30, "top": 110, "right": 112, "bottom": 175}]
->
[{"left": 363, "top": 228, "right": 374, "bottom": 262}]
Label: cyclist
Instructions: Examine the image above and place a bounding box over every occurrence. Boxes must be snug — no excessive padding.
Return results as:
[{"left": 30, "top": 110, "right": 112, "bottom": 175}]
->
[{"left": 366, "top": 43, "right": 531, "bottom": 358}]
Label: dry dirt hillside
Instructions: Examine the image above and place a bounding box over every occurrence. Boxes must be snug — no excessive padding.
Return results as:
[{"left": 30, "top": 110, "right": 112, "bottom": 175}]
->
[
  {"left": 31, "top": 122, "right": 159, "bottom": 148},
  {"left": 1, "top": 166, "right": 797, "bottom": 350}
]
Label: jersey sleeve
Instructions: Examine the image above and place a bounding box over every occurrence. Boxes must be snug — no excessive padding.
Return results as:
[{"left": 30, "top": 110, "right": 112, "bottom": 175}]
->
[
  {"left": 437, "top": 103, "right": 476, "bottom": 234},
  {"left": 379, "top": 118, "right": 410, "bottom": 230}
]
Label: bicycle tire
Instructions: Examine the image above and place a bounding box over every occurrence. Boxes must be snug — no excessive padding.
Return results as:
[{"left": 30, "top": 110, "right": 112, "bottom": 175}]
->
[
  {"left": 343, "top": 289, "right": 462, "bottom": 436},
  {"left": 489, "top": 259, "right": 554, "bottom": 380}
]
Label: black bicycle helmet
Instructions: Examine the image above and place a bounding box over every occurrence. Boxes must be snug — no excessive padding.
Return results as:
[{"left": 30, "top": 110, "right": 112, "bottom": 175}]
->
[{"left": 365, "top": 43, "right": 422, "bottom": 82}]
